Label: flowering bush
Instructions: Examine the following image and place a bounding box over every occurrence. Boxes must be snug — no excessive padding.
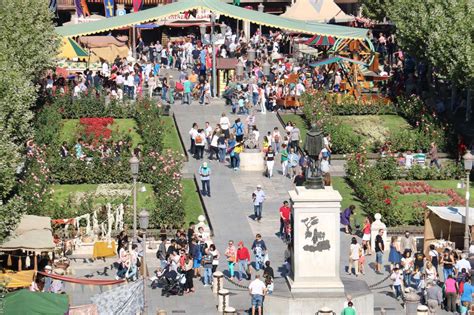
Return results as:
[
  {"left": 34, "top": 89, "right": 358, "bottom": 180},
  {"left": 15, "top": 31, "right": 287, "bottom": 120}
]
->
[
  {"left": 140, "top": 150, "right": 185, "bottom": 227},
  {"left": 79, "top": 117, "right": 114, "bottom": 142},
  {"left": 346, "top": 152, "right": 404, "bottom": 226}
]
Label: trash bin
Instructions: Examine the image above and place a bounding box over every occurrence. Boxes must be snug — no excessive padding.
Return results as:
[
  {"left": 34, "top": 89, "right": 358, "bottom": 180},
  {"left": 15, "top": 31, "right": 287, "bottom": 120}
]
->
[{"left": 417, "top": 304, "right": 428, "bottom": 315}]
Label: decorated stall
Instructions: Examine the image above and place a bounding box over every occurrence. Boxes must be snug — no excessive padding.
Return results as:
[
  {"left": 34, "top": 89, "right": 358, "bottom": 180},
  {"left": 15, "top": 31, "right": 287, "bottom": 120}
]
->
[{"left": 424, "top": 206, "right": 474, "bottom": 254}]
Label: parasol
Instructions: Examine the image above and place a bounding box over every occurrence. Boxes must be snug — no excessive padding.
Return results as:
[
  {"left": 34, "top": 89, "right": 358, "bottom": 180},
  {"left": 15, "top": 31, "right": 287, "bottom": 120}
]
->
[{"left": 304, "top": 34, "right": 335, "bottom": 46}]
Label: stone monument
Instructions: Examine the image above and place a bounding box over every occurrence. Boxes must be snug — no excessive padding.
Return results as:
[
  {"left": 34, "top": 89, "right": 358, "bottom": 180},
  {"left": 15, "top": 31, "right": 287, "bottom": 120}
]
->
[
  {"left": 287, "top": 185, "right": 344, "bottom": 292},
  {"left": 370, "top": 213, "right": 387, "bottom": 252},
  {"left": 303, "top": 124, "right": 324, "bottom": 189}
]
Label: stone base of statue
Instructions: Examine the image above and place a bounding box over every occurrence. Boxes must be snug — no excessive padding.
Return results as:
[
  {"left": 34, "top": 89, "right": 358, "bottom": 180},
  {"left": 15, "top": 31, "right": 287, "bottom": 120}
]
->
[
  {"left": 239, "top": 150, "right": 265, "bottom": 172},
  {"left": 261, "top": 186, "right": 374, "bottom": 315}
]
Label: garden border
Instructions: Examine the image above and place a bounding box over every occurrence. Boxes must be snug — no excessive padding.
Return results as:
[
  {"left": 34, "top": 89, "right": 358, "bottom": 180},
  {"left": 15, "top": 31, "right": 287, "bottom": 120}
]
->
[
  {"left": 173, "top": 112, "right": 189, "bottom": 162},
  {"left": 190, "top": 174, "right": 214, "bottom": 236}
]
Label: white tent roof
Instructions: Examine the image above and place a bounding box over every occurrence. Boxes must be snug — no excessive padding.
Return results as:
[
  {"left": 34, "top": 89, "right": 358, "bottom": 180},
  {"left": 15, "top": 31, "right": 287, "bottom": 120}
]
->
[
  {"left": 281, "top": 0, "right": 354, "bottom": 23},
  {"left": 0, "top": 215, "right": 55, "bottom": 252},
  {"left": 428, "top": 206, "right": 474, "bottom": 225}
]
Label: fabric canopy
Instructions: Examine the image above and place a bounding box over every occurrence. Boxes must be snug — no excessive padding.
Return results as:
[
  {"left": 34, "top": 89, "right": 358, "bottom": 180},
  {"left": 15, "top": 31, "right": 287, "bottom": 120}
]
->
[
  {"left": 281, "top": 0, "right": 353, "bottom": 23},
  {"left": 304, "top": 34, "right": 335, "bottom": 46},
  {"left": 4, "top": 290, "right": 69, "bottom": 314},
  {"left": 0, "top": 270, "right": 35, "bottom": 288},
  {"left": 56, "top": 0, "right": 367, "bottom": 39},
  {"left": 0, "top": 215, "right": 55, "bottom": 252},
  {"left": 309, "top": 55, "right": 367, "bottom": 67},
  {"left": 37, "top": 271, "right": 125, "bottom": 285},
  {"left": 58, "top": 37, "right": 89, "bottom": 59},
  {"left": 427, "top": 206, "right": 474, "bottom": 225}
]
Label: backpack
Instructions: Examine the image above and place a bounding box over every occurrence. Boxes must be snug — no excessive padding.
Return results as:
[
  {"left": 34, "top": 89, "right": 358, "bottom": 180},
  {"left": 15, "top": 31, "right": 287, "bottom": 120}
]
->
[
  {"left": 195, "top": 134, "right": 203, "bottom": 144},
  {"left": 236, "top": 123, "right": 243, "bottom": 135}
]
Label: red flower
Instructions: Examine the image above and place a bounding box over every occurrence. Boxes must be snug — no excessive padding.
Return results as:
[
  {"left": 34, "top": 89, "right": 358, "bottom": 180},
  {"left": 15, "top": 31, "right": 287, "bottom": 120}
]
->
[
  {"left": 383, "top": 185, "right": 390, "bottom": 190},
  {"left": 384, "top": 198, "right": 391, "bottom": 205}
]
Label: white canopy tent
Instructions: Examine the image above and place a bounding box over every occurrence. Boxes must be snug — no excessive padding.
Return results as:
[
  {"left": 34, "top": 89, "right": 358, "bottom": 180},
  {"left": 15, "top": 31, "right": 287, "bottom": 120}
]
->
[
  {"left": 424, "top": 206, "right": 474, "bottom": 254},
  {"left": 281, "top": 0, "right": 354, "bottom": 23},
  {"left": 0, "top": 215, "right": 55, "bottom": 252}
]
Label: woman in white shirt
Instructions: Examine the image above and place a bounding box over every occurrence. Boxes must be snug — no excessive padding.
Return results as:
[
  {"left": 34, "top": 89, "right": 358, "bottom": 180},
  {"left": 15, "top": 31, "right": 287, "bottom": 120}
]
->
[
  {"left": 348, "top": 237, "right": 360, "bottom": 276},
  {"left": 424, "top": 261, "right": 437, "bottom": 281},
  {"left": 219, "top": 113, "right": 231, "bottom": 138},
  {"left": 401, "top": 251, "right": 414, "bottom": 286}
]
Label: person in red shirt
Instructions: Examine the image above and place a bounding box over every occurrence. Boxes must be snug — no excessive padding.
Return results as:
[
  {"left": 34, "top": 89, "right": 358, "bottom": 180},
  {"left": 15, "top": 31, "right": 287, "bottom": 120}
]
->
[
  {"left": 279, "top": 201, "right": 291, "bottom": 238},
  {"left": 236, "top": 241, "right": 251, "bottom": 281}
]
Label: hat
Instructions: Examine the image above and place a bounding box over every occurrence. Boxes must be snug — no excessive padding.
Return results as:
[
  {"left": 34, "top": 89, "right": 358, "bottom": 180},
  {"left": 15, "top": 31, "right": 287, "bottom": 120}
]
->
[
  {"left": 202, "top": 162, "right": 208, "bottom": 168},
  {"left": 53, "top": 268, "right": 65, "bottom": 275},
  {"left": 257, "top": 184, "right": 262, "bottom": 188},
  {"left": 44, "top": 265, "right": 52, "bottom": 271}
]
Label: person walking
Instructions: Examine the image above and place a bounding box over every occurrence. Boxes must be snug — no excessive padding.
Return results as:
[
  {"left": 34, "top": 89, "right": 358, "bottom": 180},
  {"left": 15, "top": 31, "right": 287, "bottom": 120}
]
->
[
  {"left": 388, "top": 236, "right": 402, "bottom": 271},
  {"left": 272, "top": 127, "right": 281, "bottom": 154},
  {"left": 429, "top": 142, "right": 440, "bottom": 169},
  {"left": 390, "top": 267, "right": 403, "bottom": 300},
  {"left": 199, "top": 162, "right": 211, "bottom": 197},
  {"left": 209, "top": 244, "right": 220, "bottom": 273},
  {"left": 232, "top": 118, "right": 245, "bottom": 142},
  {"left": 426, "top": 280, "right": 443, "bottom": 315},
  {"left": 201, "top": 248, "right": 213, "bottom": 286},
  {"left": 252, "top": 234, "right": 267, "bottom": 272},
  {"left": 194, "top": 129, "right": 206, "bottom": 160},
  {"left": 340, "top": 205, "right": 356, "bottom": 234},
  {"left": 289, "top": 125, "right": 301, "bottom": 151},
  {"left": 217, "top": 133, "right": 227, "bottom": 163},
  {"left": 375, "top": 229, "right": 385, "bottom": 274},
  {"left": 287, "top": 148, "right": 299, "bottom": 179},
  {"left": 348, "top": 237, "right": 360, "bottom": 276},
  {"left": 237, "top": 241, "right": 251, "bottom": 281},
  {"left": 279, "top": 201, "right": 291, "bottom": 238},
  {"left": 362, "top": 217, "right": 372, "bottom": 255},
  {"left": 184, "top": 253, "right": 195, "bottom": 294},
  {"left": 182, "top": 76, "right": 192, "bottom": 105},
  {"left": 248, "top": 274, "right": 267, "bottom": 315},
  {"left": 280, "top": 143, "right": 289, "bottom": 177},
  {"left": 400, "top": 231, "right": 416, "bottom": 255},
  {"left": 252, "top": 184, "right": 266, "bottom": 221},
  {"left": 265, "top": 146, "right": 275, "bottom": 178},
  {"left": 189, "top": 123, "right": 198, "bottom": 157},
  {"left": 219, "top": 113, "right": 231, "bottom": 138},
  {"left": 444, "top": 274, "right": 458, "bottom": 312},
  {"left": 225, "top": 241, "right": 237, "bottom": 281}
]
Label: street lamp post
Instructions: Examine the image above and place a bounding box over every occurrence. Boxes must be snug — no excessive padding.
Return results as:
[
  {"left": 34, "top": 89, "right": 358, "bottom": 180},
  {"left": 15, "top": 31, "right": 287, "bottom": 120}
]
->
[
  {"left": 129, "top": 156, "right": 139, "bottom": 241},
  {"left": 463, "top": 152, "right": 473, "bottom": 253},
  {"left": 257, "top": 3, "right": 264, "bottom": 35},
  {"left": 247, "top": 47, "right": 255, "bottom": 77},
  {"left": 211, "top": 13, "right": 217, "bottom": 98},
  {"left": 138, "top": 209, "right": 149, "bottom": 313}
]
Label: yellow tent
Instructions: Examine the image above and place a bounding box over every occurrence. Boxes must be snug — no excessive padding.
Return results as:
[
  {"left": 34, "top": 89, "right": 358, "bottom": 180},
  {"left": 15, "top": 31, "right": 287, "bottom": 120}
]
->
[{"left": 58, "top": 37, "right": 89, "bottom": 60}]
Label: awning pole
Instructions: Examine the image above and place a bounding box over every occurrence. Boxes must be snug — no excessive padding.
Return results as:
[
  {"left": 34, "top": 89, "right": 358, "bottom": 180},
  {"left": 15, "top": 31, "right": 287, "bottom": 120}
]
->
[{"left": 132, "top": 24, "right": 137, "bottom": 60}]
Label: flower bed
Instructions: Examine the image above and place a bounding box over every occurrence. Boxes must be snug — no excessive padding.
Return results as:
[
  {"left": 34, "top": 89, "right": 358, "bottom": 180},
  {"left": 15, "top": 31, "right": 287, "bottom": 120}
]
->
[
  {"left": 396, "top": 180, "right": 466, "bottom": 207},
  {"left": 79, "top": 117, "right": 114, "bottom": 141}
]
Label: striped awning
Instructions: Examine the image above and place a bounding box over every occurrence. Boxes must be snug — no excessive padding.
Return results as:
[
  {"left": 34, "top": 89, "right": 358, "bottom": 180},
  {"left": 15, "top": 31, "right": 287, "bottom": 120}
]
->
[
  {"left": 56, "top": 0, "right": 368, "bottom": 39},
  {"left": 304, "top": 34, "right": 335, "bottom": 46},
  {"left": 58, "top": 37, "right": 89, "bottom": 59},
  {"left": 309, "top": 56, "right": 367, "bottom": 67}
]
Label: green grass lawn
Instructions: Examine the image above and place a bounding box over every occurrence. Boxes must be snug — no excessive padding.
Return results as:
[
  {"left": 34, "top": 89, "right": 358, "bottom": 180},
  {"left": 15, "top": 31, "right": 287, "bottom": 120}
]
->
[
  {"left": 182, "top": 178, "right": 204, "bottom": 226},
  {"left": 59, "top": 119, "right": 142, "bottom": 147},
  {"left": 51, "top": 183, "right": 156, "bottom": 210},
  {"left": 331, "top": 177, "right": 364, "bottom": 224},
  {"left": 161, "top": 116, "right": 185, "bottom": 155},
  {"left": 279, "top": 113, "right": 308, "bottom": 144},
  {"left": 335, "top": 115, "right": 411, "bottom": 149}
]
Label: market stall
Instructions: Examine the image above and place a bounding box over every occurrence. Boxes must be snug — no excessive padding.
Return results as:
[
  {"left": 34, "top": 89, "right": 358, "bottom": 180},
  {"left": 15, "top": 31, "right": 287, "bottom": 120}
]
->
[
  {"left": 3, "top": 290, "right": 69, "bottom": 314},
  {"left": 424, "top": 206, "right": 474, "bottom": 254},
  {"left": 0, "top": 215, "right": 55, "bottom": 271}
]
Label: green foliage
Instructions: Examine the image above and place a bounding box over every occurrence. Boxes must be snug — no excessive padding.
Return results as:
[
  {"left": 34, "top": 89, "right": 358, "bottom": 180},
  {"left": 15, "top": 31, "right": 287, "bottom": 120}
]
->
[
  {"left": 135, "top": 99, "right": 164, "bottom": 153},
  {"left": 0, "top": 0, "right": 58, "bottom": 78},
  {"left": 374, "top": 156, "right": 401, "bottom": 180},
  {"left": 0, "top": 197, "right": 27, "bottom": 242},
  {"left": 55, "top": 94, "right": 136, "bottom": 119},
  {"left": 360, "top": 0, "right": 388, "bottom": 21},
  {"left": 405, "top": 162, "right": 464, "bottom": 180},
  {"left": 0, "top": 136, "right": 21, "bottom": 200},
  {"left": 345, "top": 154, "right": 404, "bottom": 226},
  {"left": 35, "top": 105, "right": 63, "bottom": 146},
  {"left": 324, "top": 122, "right": 363, "bottom": 154},
  {"left": 363, "top": 0, "right": 474, "bottom": 88}
]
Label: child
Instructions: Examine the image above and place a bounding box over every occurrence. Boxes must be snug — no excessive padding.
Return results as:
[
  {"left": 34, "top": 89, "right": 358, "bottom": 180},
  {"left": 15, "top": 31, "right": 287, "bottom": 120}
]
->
[
  {"left": 358, "top": 245, "right": 366, "bottom": 275},
  {"left": 264, "top": 274, "right": 274, "bottom": 294},
  {"left": 390, "top": 267, "right": 403, "bottom": 300}
]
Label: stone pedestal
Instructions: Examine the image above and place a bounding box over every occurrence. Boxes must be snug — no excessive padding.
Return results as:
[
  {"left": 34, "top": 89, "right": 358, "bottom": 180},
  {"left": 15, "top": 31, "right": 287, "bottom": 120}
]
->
[
  {"left": 239, "top": 151, "right": 264, "bottom": 171},
  {"left": 288, "top": 186, "right": 344, "bottom": 293}
]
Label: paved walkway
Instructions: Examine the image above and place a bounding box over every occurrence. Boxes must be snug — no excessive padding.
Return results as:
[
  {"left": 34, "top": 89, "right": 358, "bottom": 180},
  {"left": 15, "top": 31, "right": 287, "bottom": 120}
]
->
[{"left": 63, "top": 95, "right": 450, "bottom": 314}]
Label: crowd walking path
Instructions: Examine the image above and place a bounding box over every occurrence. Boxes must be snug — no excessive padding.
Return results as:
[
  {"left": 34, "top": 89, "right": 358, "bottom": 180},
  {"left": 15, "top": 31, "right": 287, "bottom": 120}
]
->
[{"left": 171, "top": 99, "right": 408, "bottom": 314}]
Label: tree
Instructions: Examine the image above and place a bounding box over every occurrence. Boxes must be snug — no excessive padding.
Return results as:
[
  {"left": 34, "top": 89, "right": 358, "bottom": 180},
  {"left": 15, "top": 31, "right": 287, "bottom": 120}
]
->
[
  {"left": 0, "top": 0, "right": 59, "bottom": 237},
  {"left": 388, "top": 0, "right": 473, "bottom": 87},
  {"left": 360, "top": 0, "right": 389, "bottom": 21}
]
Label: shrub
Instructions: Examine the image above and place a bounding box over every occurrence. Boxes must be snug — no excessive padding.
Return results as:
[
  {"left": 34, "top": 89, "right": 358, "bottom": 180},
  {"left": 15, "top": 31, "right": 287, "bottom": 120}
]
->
[
  {"left": 324, "top": 122, "right": 363, "bottom": 154},
  {"left": 374, "top": 156, "right": 401, "bottom": 180}
]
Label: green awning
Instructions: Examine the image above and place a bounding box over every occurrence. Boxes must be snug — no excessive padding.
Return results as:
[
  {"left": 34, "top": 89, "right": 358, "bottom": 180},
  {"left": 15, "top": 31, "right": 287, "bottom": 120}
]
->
[
  {"left": 3, "top": 290, "right": 69, "bottom": 314},
  {"left": 56, "top": 0, "right": 367, "bottom": 39}
]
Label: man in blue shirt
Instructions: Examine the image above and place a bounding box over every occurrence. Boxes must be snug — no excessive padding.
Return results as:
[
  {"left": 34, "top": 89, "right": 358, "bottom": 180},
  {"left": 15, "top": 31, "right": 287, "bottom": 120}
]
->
[
  {"left": 252, "top": 185, "right": 266, "bottom": 221},
  {"left": 199, "top": 162, "right": 211, "bottom": 197}
]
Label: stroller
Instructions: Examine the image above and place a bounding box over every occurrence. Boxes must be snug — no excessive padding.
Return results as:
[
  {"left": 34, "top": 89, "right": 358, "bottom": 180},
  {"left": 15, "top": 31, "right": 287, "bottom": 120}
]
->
[{"left": 151, "top": 264, "right": 185, "bottom": 297}]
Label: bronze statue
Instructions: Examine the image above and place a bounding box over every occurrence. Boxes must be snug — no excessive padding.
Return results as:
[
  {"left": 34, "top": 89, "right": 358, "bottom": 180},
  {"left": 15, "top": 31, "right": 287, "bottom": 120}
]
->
[{"left": 303, "top": 123, "right": 324, "bottom": 189}]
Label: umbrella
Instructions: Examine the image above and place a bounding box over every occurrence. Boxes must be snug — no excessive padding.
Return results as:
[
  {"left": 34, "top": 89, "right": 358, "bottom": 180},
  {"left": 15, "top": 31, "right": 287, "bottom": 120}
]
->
[
  {"left": 58, "top": 37, "right": 89, "bottom": 60},
  {"left": 304, "top": 34, "right": 335, "bottom": 46}
]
